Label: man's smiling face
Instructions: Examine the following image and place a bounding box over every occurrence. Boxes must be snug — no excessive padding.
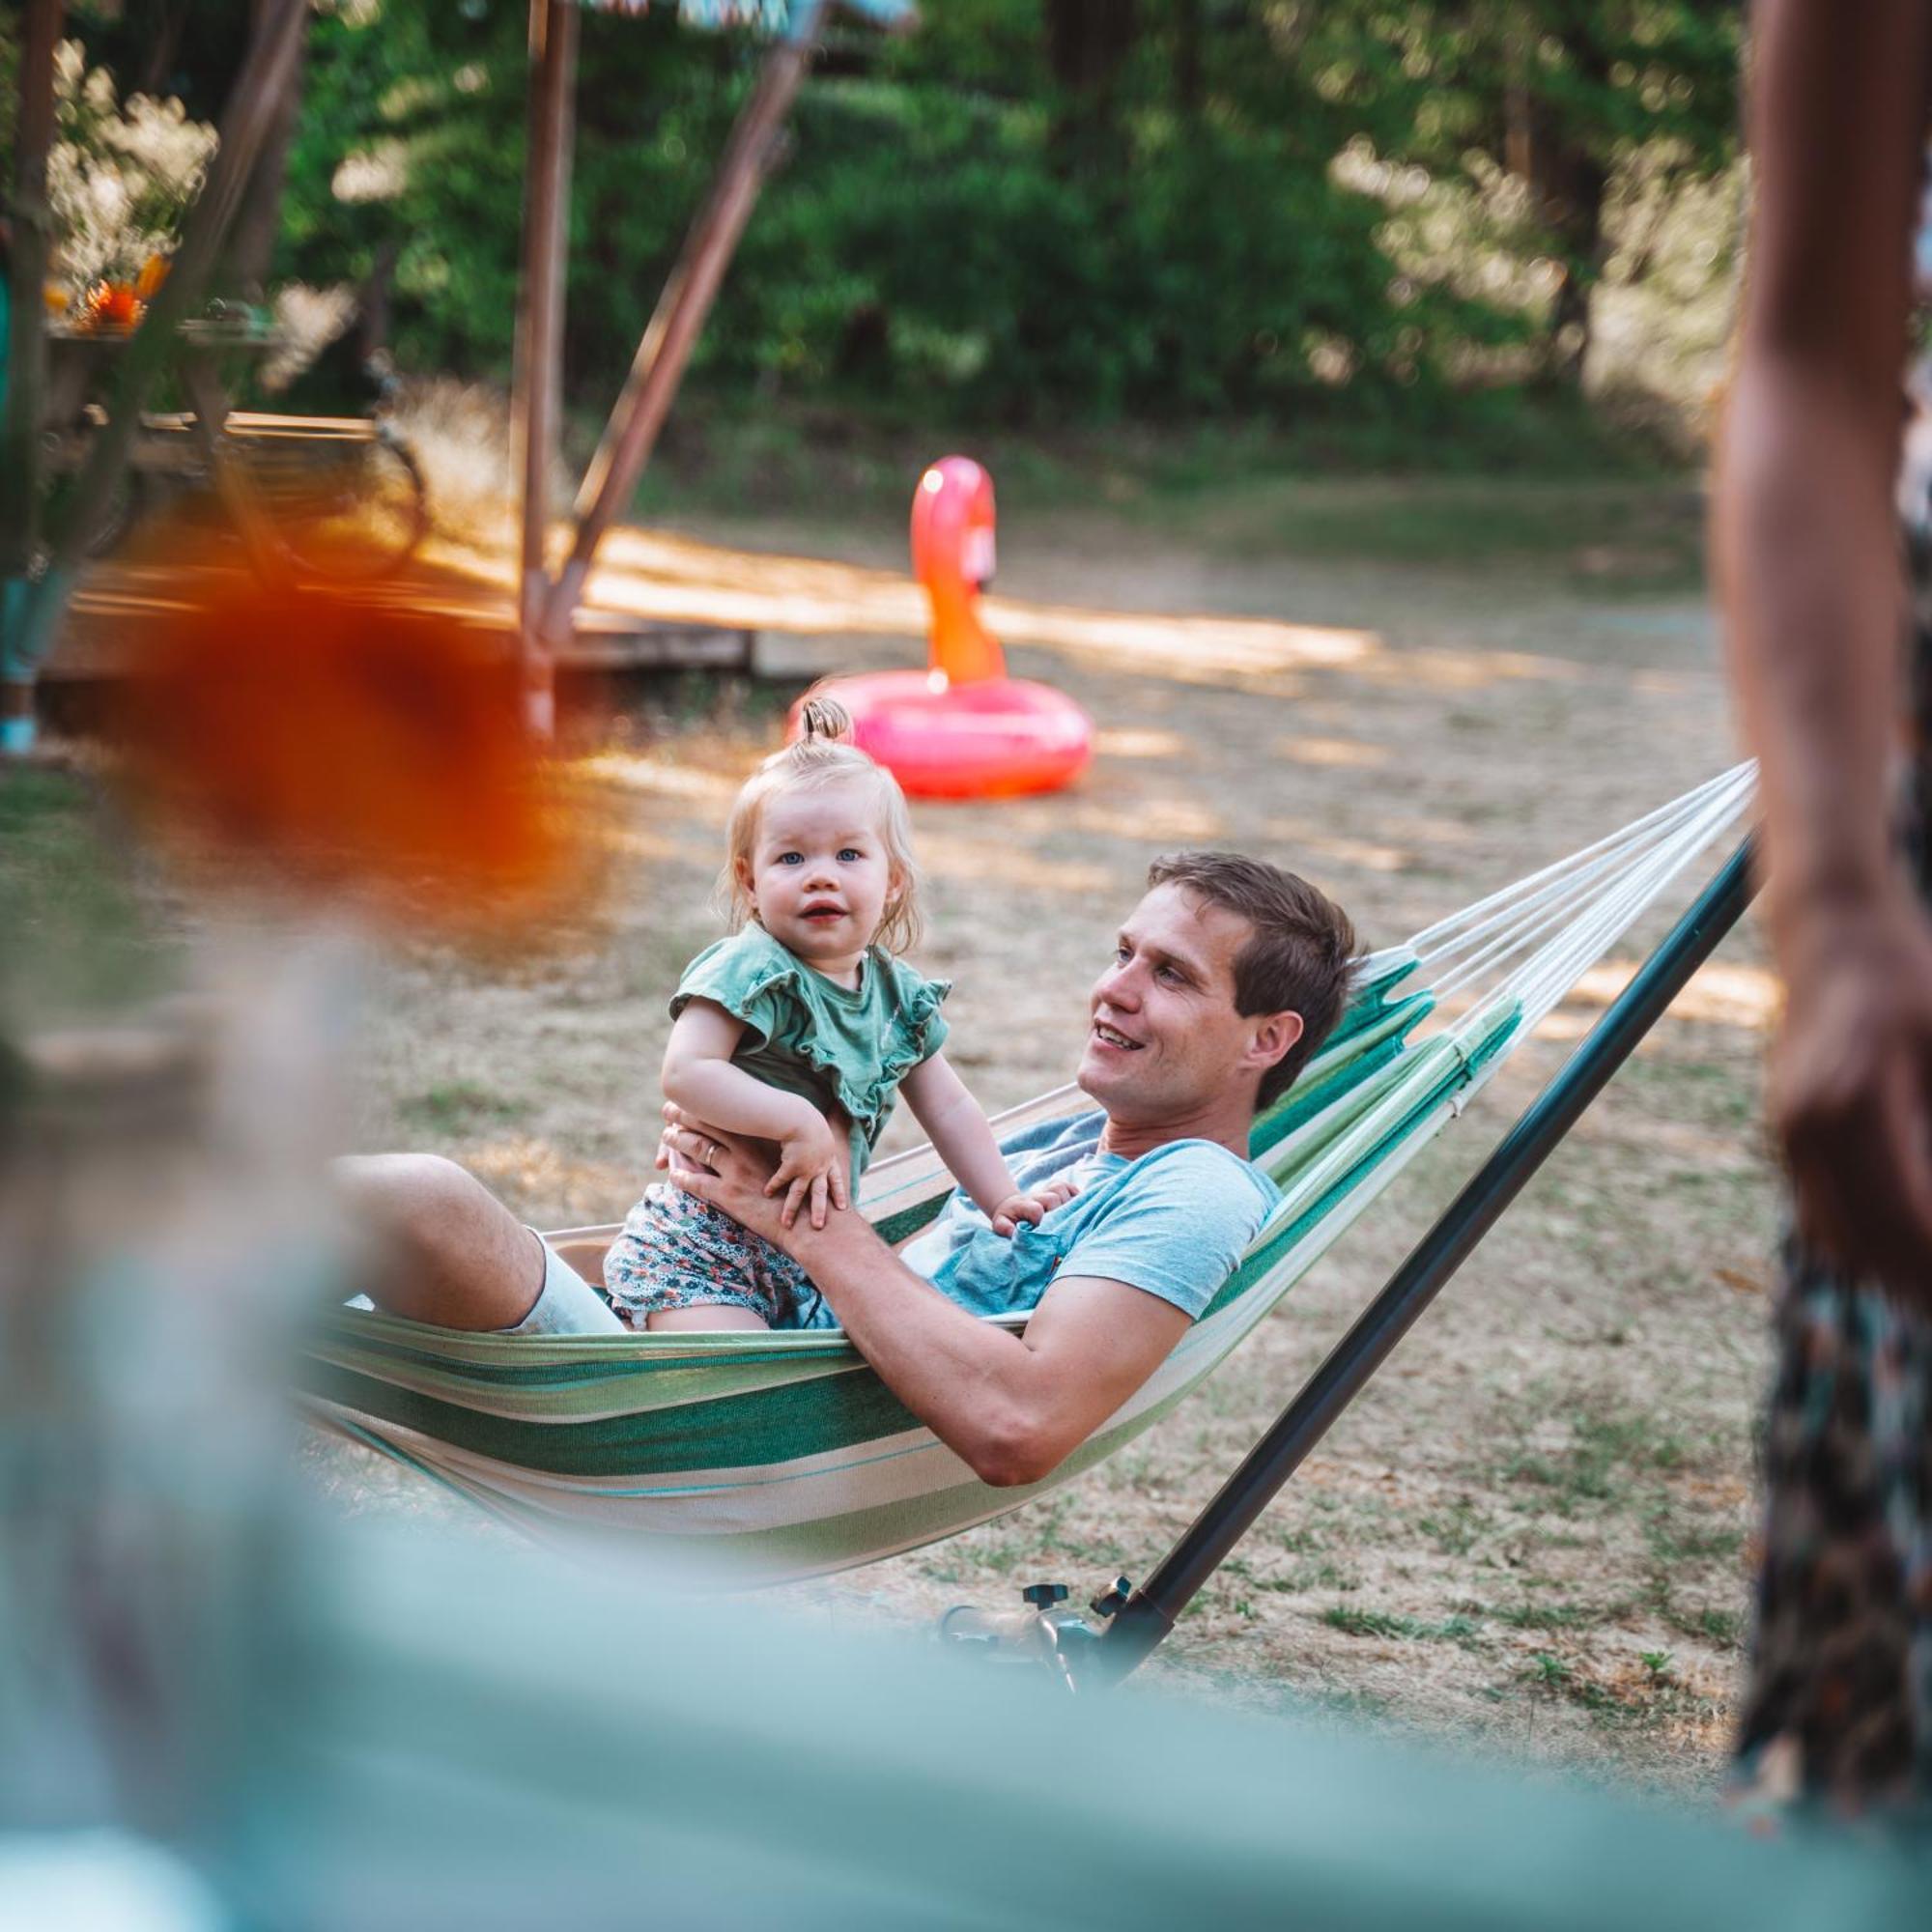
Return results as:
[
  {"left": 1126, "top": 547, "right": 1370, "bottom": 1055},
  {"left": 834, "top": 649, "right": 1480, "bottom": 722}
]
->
[{"left": 1078, "top": 882, "right": 1277, "bottom": 1130}]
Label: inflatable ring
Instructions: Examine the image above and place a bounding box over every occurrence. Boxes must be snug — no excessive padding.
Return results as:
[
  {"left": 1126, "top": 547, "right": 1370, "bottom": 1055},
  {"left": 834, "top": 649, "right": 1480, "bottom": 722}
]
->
[
  {"left": 791, "top": 456, "right": 1093, "bottom": 800},
  {"left": 799, "top": 668, "right": 1092, "bottom": 800}
]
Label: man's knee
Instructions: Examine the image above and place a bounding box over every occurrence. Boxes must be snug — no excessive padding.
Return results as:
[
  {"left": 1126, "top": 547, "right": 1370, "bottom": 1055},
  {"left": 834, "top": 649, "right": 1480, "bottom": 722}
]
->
[
  {"left": 333, "top": 1151, "right": 537, "bottom": 1329},
  {"left": 336, "top": 1151, "right": 472, "bottom": 1198},
  {"left": 335, "top": 1152, "right": 477, "bottom": 1242}
]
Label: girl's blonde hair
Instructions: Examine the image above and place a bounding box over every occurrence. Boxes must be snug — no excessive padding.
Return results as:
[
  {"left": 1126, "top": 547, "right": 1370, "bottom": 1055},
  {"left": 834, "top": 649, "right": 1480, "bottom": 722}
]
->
[{"left": 721, "top": 694, "right": 923, "bottom": 953}]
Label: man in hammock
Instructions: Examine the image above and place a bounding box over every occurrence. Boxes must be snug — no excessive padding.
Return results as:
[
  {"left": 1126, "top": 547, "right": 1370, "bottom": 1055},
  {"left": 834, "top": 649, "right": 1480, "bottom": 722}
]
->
[{"left": 340, "top": 851, "right": 1357, "bottom": 1489}]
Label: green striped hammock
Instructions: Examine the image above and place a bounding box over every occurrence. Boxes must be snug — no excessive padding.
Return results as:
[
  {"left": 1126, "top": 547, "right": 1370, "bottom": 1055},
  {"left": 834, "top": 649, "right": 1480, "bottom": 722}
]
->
[{"left": 301, "top": 767, "right": 1755, "bottom": 1583}]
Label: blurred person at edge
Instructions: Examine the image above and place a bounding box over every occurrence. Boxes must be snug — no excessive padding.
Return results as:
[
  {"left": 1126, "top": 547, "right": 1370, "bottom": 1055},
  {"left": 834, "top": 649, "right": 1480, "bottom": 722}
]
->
[{"left": 1715, "top": 1, "right": 1932, "bottom": 1818}]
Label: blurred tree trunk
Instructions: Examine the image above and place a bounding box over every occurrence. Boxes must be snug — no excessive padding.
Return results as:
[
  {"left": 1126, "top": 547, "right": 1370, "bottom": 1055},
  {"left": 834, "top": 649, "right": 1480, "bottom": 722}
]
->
[
  {"left": 1043, "top": 0, "right": 1138, "bottom": 177},
  {"left": 223, "top": 0, "right": 308, "bottom": 299},
  {"left": 357, "top": 239, "right": 398, "bottom": 362},
  {"left": 1503, "top": 12, "right": 1611, "bottom": 387},
  {"left": 134, "top": 0, "right": 192, "bottom": 98},
  {"left": 3, "top": 0, "right": 64, "bottom": 585},
  {"left": 1173, "top": 0, "right": 1202, "bottom": 122}
]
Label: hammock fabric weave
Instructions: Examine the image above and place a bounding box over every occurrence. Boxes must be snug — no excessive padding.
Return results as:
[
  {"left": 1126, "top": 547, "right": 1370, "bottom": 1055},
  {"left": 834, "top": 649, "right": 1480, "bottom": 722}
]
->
[{"left": 301, "top": 768, "right": 1755, "bottom": 1583}]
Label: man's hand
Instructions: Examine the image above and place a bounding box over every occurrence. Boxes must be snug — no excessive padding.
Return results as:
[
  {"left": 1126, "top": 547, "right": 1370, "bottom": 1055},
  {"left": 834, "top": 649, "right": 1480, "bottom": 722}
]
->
[
  {"left": 659, "top": 1103, "right": 802, "bottom": 1251},
  {"left": 663, "top": 1103, "right": 1189, "bottom": 1489},
  {"left": 1771, "top": 886, "right": 1932, "bottom": 1306}
]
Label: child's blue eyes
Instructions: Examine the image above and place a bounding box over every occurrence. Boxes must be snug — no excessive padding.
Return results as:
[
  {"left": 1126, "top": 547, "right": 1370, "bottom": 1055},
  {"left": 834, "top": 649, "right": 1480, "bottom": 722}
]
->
[{"left": 774, "top": 849, "right": 866, "bottom": 866}]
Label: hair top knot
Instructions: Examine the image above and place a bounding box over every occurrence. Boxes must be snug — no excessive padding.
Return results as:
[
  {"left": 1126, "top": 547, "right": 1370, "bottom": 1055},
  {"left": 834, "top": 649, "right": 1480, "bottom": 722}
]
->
[{"left": 796, "top": 694, "right": 852, "bottom": 744}]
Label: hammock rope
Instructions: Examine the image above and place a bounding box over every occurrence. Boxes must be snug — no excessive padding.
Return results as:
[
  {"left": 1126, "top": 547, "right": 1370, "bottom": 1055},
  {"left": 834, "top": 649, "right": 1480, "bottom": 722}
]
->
[{"left": 301, "top": 767, "right": 1757, "bottom": 1582}]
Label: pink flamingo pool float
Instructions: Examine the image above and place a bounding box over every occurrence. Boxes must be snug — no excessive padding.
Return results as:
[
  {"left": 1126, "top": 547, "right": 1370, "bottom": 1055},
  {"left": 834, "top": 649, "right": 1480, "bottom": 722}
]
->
[{"left": 788, "top": 456, "right": 1093, "bottom": 799}]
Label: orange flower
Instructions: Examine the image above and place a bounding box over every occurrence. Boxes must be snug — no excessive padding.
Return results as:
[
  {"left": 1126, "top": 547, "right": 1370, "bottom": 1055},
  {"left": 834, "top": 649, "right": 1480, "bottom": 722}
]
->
[
  {"left": 77, "top": 280, "right": 145, "bottom": 331},
  {"left": 98, "top": 283, "right": 144, "bottom": 329}
]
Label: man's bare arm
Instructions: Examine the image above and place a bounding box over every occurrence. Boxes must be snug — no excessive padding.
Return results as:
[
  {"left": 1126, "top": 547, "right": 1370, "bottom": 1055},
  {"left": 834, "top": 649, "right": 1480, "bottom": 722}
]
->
[
  {"left": 662, "top": 1115, "right": 1188, "bottom": 1485},
  {"left": 781, "top": 1223, "right": 1189, "bottom": 1487}
]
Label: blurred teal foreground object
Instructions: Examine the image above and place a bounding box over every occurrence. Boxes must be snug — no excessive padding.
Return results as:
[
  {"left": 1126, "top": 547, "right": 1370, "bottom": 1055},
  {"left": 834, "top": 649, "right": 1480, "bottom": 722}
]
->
[
  {"left": 19, "top": 927, "right": 1926, "bottom": 1926},
  {"left": 215, "top": 1520, "right": 1926, "bottom": 1930},
  {"left": 12, "top": 1520, "right": 1928, "bottom": 1925},
  {"left": 301, "top": 768, "right": 1759, "bottom": 1583}
]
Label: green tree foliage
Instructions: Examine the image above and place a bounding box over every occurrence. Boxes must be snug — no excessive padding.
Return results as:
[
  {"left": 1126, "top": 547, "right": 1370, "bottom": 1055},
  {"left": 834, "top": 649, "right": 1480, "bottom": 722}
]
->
[
  {"left": 1293, "top": 3, "right": 1743, "bottom": 379},
  {"left": 279, "top": 0, "right": 524, "bottom": 370},
  {"left": 27, "top": 0, "right": 1745, "bottom": 423},
  {"left": 276, "top": 0, "right": 1523, "bottom": 419}
]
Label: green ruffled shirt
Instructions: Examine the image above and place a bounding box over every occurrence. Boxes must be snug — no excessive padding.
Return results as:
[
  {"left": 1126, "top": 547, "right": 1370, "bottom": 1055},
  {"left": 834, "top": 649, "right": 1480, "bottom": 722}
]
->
[{"left": 668, "top": 923, "right": 951, "bottom": 1183}]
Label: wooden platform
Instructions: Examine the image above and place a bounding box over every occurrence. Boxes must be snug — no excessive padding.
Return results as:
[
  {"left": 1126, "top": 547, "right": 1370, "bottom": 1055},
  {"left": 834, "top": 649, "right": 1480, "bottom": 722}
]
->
[{"left": 43, "top": 557, "right": 759, "bottom": 686}]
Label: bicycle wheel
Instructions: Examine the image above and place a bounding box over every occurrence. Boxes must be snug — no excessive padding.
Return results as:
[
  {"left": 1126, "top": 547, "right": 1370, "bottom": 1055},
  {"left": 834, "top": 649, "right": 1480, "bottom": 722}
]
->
[{"left": 244, "top": 426, "right": 430, "bottom": 581}]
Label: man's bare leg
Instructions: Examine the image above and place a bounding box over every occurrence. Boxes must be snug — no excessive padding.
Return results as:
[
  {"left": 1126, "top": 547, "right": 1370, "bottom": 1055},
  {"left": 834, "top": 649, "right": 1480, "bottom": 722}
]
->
[{"left": 334, "top": 1153, "right": 546, "bottom": 1330}]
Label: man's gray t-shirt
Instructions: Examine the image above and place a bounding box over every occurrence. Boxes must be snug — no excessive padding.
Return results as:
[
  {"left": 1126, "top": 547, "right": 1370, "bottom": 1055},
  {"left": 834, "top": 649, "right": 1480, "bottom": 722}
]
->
[{"left": 880, "top": 1109, "right": 1279, "bottom": 1325}]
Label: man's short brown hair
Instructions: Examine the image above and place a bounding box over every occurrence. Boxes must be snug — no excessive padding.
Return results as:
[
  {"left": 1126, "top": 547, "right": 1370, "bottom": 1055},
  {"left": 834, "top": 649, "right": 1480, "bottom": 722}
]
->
[{"left": 1147, "top": 850, "right": 1359, "bottom": 1112}]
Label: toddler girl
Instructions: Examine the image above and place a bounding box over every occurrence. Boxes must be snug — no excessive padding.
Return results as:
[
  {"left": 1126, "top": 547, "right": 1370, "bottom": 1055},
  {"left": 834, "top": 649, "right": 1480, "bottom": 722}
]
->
[{"left": 604, "top": 697, "right": 1058, "bottom": 1331}]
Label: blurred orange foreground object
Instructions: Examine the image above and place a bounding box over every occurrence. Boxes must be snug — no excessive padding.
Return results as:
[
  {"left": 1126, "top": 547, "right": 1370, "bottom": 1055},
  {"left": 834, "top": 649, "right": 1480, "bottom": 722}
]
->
[
  {"left": 117, "top": 561, "right": 569, "bottom": 929},
  {"left": 792, "top": 456, "right": 1093, "bottom": 800}
]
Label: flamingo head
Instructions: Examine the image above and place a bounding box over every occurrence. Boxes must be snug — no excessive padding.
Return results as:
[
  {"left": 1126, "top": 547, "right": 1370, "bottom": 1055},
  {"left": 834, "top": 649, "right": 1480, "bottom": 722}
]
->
[{"left": 911, "top": 455, "right": 996, "bottom": 597}]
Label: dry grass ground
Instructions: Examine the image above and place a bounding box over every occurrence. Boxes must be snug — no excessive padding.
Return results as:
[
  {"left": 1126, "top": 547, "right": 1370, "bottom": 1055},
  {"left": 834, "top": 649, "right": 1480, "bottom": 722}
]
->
[{"left": 314, "top": 469, "right": 1770, "bottom": 1798}]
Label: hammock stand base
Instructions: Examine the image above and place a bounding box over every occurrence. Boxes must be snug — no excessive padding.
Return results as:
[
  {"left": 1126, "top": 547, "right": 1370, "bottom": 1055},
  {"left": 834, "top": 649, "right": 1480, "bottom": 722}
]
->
[{"left": 939, "top": 838, "right": 1759, "bottom": 1690}]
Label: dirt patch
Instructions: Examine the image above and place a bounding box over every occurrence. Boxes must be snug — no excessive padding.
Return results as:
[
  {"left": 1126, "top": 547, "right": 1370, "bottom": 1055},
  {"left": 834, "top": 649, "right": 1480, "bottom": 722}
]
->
[{"left": 333, "top": 478, "right": 1769, "bottom": 1798}]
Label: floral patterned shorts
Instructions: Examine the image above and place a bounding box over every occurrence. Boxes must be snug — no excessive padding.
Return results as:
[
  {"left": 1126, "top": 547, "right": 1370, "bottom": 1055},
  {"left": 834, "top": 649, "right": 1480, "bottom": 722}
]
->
[{"left": 602, "top": 1183, "right": 825, "bottom": 1329}]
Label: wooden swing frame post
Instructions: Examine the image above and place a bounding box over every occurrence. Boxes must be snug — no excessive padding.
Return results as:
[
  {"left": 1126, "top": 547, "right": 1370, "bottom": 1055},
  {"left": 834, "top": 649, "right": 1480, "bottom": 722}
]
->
[
  {"left": 510, "top": 0, "right": 830, "bottom": 732},
  {"left": 538, "top": 0, "right": 827, "bottom": 653},
  {"left": 511, "top": 0, "right": 581, "bottom": 741}
]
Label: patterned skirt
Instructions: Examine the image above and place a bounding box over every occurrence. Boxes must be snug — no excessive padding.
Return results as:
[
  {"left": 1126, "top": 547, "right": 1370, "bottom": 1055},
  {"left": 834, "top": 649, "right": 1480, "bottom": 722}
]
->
[{"left": 1732, "top": 634, "right": 1932, "bottom": 1817}]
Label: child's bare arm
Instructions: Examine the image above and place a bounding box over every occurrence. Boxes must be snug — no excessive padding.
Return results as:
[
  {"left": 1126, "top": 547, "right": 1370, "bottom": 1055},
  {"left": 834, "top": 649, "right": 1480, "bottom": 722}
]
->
[
  {"left": 900, "top": 1052, "right": 1070, "bottom": 1236},
  {"left": 661, "top": 1001, "right": 847, "bottom": 1227},
  {"left": 662, "top": 1001, "right": 797, "bottom": 1137}
]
